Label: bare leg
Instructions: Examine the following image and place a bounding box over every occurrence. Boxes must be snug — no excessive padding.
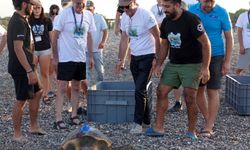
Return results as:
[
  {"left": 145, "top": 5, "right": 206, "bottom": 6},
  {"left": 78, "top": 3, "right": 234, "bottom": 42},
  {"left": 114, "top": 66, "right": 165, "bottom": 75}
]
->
[
  {"left": 29, "top": 89, "right": 43, "bottom": 132},
  {"left": 70, "top": 80, "right": 80, "bottom": 118},
  {"left": 183, "top": 88, "right": 198, "bottom": 134},
  {"left": 204, "top": 89, "right": 220, "bottom": 132},
  {"left": 173, "top": 88, "right": 182, "bottom": 102},
  {"left": 55, "top": 81, "right": 68, "bottom": 122},
  {"left": 154, "top": 85, "right": 172, "bottom": 132},
  {"left": 81, "top": 80, "right": 87, "bottom": 96},
  {"left": 196, "top": 86, "right": 209, "bottom": 122},
  {"left": 39, "top": 55, "right": 51, "bottom": 98},
  {"left": 12, "top": 100, "right": 26, "bottom": 140}
]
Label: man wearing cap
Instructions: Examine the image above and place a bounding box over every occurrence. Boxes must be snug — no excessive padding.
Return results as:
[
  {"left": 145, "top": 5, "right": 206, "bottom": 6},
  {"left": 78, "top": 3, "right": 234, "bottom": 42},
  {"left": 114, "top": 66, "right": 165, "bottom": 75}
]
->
[
  {"left": 86, "top": 0, "right": 108, "bottom": 85},
  {"left": 52, "top": 0, "right": 96, "bottom": 129},
  {"left": 8, "top": 0, "right": 46, "bottom": 142},
  {"left": 115, "top": 0, "right": 160, "bottom": 134}
]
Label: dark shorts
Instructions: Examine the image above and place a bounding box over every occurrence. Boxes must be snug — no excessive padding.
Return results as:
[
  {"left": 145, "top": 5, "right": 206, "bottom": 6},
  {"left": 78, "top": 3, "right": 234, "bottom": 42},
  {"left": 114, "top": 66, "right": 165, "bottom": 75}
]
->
[
  {"left": 11, "top": 75, "right": 41, "bottom": 101},
  {"left": 200, "top": 55, "right": 224, "bottom": 89},
  {"left": 57, "top": 62, "right": 86, "bottom": 81}
]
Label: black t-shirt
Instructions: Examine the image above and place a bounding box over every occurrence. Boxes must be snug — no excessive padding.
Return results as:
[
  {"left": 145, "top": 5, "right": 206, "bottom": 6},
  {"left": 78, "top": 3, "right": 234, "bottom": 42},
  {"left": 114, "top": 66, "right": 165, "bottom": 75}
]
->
[
  {"left": 160, "top": 10, "right": 204, "bottom": 64},
  {"left": 29, "top": 17, "right": 53, "bottom": 51},
  {"left": 7, "top": 12, "right": 33, "bottom": 75}
]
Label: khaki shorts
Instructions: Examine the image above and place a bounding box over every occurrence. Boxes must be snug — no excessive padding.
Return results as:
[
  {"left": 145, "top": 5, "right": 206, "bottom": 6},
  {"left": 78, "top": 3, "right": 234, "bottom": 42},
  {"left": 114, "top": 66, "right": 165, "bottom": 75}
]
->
[
  {"left": 236, "top": 48, "right": 250, "bottom": 69},
  {"left": 160, "top": 62, "right": 201, "bottom": 89}
]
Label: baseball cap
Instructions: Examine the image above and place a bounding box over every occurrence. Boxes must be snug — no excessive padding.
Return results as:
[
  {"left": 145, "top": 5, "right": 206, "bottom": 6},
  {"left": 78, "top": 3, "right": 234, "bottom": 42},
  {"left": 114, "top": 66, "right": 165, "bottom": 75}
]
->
[
  {"left": 86, "top": 1, "right": 94, "bottom": 8},
  {"left": 119, "top": 0, "right": 132, "bottom": 6}
]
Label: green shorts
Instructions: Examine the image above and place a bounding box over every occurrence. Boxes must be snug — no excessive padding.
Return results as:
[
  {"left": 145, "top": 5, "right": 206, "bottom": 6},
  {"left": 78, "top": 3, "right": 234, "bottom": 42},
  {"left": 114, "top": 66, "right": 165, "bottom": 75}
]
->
[{"left": 160, "top": 62, "right": 201, "bottom": 90}]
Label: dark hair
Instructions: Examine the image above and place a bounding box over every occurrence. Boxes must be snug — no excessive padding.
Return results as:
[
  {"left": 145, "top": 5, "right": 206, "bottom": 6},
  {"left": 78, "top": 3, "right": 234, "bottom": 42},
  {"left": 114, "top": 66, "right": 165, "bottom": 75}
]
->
[
  {"left": 12, "top": 0, "right": 29, "bottom": 10},
  {"left": 162, "top": 0, "right": 181, "bottom": 4},
  {"left": 49, "top": 4, "right": 60, "bottom": 17},
  {"left": 29, "top": 6, "right": 49, "bottom": 24}
]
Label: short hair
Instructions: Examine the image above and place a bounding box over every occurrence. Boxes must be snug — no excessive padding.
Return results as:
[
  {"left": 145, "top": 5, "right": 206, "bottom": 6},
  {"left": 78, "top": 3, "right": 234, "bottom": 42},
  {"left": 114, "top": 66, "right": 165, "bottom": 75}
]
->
[
  {"left": 162, "top": 0, "right": 181, "bottom": 4},
  {"left": 12, "top": 0, "right": 29, "bottom": 10}
]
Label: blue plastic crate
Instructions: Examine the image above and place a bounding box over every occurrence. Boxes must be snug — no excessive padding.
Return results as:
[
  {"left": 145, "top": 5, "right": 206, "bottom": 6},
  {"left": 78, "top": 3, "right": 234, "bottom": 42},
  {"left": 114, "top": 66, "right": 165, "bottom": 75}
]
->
[
  {"left": 225, "top": 75, "right": 250, "bottom": 115},
  {"left": 87, "top": 81, "right": 153, "bottom": 123}
]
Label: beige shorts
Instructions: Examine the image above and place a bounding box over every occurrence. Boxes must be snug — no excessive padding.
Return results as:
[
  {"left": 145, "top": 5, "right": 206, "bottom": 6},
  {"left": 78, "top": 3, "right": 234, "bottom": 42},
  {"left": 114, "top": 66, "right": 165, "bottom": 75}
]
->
[
  {"left": 236, "top": 48, "right": 250, "bottom": 69},
  {"left": 34, "top": 48, "right": 52, "bottom": 57}
]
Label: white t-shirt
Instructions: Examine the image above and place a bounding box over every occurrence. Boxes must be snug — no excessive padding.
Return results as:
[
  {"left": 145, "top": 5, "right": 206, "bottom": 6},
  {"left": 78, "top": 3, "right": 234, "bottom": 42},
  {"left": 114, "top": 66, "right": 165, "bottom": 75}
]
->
[
  {"left": 54, "top": 7, "right": 96, "bottom": 62},
  {"left": 150, "top": 4, "right": 165, "bottom": 25},
  {"left": 89, "top": 13, "right": 108, "bottom": 52},
  {"left": 121, "top": 7, "right": 157, "bottom": 56},
  {"left": 236, "top": 11, "right": 250, "bottom": 49}
]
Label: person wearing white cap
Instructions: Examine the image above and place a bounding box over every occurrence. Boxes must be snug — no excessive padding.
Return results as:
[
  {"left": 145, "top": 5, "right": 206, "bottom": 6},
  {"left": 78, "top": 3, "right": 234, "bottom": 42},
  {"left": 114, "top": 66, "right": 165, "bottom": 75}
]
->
[
  {"left": 8, "top": 0, "right": 46, "bottom": 143},
  {"left": 115, "top": 0, "right": 160, "bottom": 134}
]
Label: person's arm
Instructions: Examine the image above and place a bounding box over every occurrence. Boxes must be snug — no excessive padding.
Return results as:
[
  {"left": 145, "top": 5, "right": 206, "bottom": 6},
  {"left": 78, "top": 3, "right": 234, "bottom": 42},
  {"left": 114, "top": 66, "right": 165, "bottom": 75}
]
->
[
  {"left": 0, "top": 34, "right": 7, "bottom": 54},
  {"left": 115, "top": 31, "right": 129, "bottom": 74},
  {"left": 114, "top": 11, "right": 121, "bottom": 36},
  {"left": 98, "top": 29, "right": 108, "bottom": 49},
  {"left": 237, "top": 27, "right": 244, "bottom": 54},
  {"left": 52, "top": 30, "right": 60, "bottom": 61},
  {"left": 14, "top": 40, "right": 37, "bottom": 84},
  {"left": 149, "top": 25, "right": 160, "bottom": 59},
  {"left": 87, "top": 32, "right": 94, "bottom": 70},
  {"left": 222, "top": 30, "right": 233, "bottom": 75},
  {"left": 197, "top": 33, "right": 211, "bottom": 84},
  {"left": 154, "top": 38, "right": 169, "bottom": 77}
]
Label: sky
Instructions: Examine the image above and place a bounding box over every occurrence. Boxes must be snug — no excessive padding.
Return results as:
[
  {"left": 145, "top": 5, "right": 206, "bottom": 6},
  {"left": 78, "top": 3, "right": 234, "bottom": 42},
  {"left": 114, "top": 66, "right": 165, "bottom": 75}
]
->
[{"left": 0, "top": 0, "right": 249, "bottom": 19}]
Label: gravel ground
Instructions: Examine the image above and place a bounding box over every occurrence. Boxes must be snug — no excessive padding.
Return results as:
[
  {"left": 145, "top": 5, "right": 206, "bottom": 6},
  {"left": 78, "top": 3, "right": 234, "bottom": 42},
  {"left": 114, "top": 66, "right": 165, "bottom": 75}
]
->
[{"left": 0, "top": 31, "right": 249, "bottom": 150}]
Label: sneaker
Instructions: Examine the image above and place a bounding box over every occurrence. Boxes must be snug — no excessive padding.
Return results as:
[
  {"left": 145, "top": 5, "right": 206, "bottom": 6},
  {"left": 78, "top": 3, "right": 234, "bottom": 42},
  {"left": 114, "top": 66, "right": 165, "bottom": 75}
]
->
[
  {"left": 142, "top": 123, "right": 150, "bottom": 129},
  {"left": 168, "top": 101, "right": 182, "bottom": 112},
  {"left": 129, "top": 123, "right": 143, "bottom": 134},
  {"left": 47, "top": 91, "right": 55, "bottom": 98}
]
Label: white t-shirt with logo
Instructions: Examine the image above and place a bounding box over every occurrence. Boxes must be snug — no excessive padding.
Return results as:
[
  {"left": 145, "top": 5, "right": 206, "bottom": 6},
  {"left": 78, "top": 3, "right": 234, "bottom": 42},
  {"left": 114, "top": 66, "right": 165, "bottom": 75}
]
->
[
  {"left": 54, "top": 7, "right": 96, "bottom": 62},
  {"left": 236, "top": 11, "right": 250, "bottom": 49},
  {"left": 121, "top": 7, "right": 157, "bottom": 56},
  {"left": 89, "top": 13, "right": 108, "bottom": 52},
  {"left": 150, "top": 4, "right": 165, "bottom": 25}
]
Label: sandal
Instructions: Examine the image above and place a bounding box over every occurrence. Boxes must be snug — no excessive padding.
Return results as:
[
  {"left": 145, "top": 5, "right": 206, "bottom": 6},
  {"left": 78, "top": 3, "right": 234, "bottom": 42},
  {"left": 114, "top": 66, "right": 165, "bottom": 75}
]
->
[
  {"left": 69, "top": 116, "right": 81, "bottom": 125},
  {"left": 145, "top": 128, "right": 164, "bottom": 137},
  {"left": 42, "top": 96, "right": 51, "bottom": 105},
  {"left": 199, "top": 130, "right": 214, "bottom": 138},
  {"left": 54, "top": 121, "right": 67, "bottom": 129}
]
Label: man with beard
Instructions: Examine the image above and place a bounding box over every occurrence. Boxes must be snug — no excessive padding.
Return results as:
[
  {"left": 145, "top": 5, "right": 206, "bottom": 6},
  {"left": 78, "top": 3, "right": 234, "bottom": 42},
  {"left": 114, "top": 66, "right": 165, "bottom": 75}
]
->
[
  {"left": 8, "top": 0, "right": 46, "bottom": 143},
  {"left": 52, "top": 0, "right": 95, "bottom": 129},
  {"left": 189, "top": 0, "right": 233, "bottom": 138},
  {"left": 145, "top": 0, "right": 211, "bottom": 140}
]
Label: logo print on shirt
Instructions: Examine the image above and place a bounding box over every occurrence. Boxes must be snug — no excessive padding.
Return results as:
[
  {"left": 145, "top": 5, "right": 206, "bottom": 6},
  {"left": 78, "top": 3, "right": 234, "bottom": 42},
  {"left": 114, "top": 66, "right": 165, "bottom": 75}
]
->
[
  {"left": 168, "top": 32, "right": 181, "bottom": 48},
  {"left": 32, "top": 25, "right": 44, "bottom": 35},
  {"left": 128, "top": 26, "right": 138, "bottom": 37},
  {"left": 197, "top": 24, "right": 204, "bottom": 32}
]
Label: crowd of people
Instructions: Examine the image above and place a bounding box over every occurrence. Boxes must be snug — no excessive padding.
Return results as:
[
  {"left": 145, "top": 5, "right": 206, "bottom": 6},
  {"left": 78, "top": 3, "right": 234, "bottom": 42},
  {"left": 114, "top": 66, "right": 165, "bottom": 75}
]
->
[{"left": 1, "top": 0, "right": 249, "bottom": 144}]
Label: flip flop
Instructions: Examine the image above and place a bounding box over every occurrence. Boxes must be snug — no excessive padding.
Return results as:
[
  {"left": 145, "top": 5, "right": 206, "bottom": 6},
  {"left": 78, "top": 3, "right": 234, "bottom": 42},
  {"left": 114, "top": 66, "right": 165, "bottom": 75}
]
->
[
  {"left": 185, "top": 132, "right": 198, "bottom": 141},
  {"left": 13, "top": 136, "right": 28, "bottom": 143},
  {"left": 42, "top": 96, "right": 51, "bottom": 105},
  {"left": 145, "top": 128, "right": 164, "bottom": 137},
  {"left": 29, "top": 128, "right": 47, "bottom": 135}
]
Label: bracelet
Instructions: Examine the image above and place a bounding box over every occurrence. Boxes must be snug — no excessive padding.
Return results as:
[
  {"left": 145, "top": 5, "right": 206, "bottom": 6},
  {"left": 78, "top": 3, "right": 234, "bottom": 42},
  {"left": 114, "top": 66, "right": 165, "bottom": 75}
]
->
[{"left": 26, "top": 69, "right": 33, "bottom": 73}]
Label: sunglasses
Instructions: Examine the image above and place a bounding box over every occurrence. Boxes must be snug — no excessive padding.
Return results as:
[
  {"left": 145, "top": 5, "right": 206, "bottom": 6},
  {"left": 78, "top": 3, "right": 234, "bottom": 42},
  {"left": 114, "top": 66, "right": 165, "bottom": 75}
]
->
[{"left": 119, "top": 4, "right": 131, "bottom": 10}]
